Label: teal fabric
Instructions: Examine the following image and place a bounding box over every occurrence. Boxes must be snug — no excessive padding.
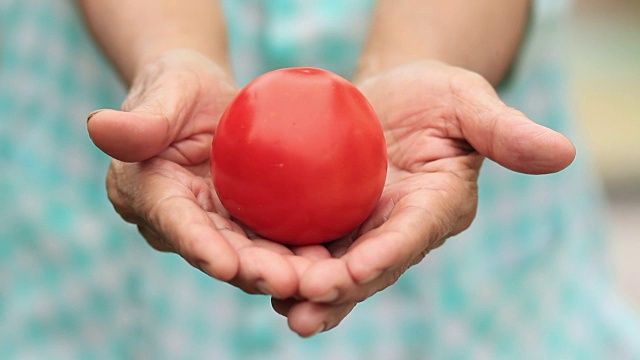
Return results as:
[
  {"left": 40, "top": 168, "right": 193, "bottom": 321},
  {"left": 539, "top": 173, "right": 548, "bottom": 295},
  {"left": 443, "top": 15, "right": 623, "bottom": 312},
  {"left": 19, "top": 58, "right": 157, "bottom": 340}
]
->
[{"left": 1, "top": 0, "right": 639, "bottom": 359}]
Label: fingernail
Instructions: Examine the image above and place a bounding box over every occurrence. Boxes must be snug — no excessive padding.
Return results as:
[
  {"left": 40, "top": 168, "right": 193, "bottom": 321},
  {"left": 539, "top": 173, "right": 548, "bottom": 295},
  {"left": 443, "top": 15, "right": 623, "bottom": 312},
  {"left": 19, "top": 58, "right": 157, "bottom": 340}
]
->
[
  {"left": 87, "top": 109, "right": 107, "bottom": 123},
  {"left": 256, "top": 280, "right": 274, "bottom": 296},
  {"left": 310, "top": 289, "right": 338, "bottom": 303}
]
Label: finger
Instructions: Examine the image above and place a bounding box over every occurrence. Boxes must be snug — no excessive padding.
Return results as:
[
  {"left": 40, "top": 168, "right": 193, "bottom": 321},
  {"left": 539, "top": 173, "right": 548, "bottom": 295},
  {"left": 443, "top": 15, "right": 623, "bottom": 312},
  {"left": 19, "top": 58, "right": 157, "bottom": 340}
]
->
[
  {"left": 271, "top": 297, "right": 298, "bottom": 317},
  {"left": 87, "top": 109, "right": 173, "bottom": 162},
  {"left": 86, "top": 62, "right": 217, "bottom": 164},
  {"left": 291, "top": 244, "right": 332, "bottom": 261},
  {"left": 299, "top": 258, "right": 360, "bottom": 303},
  {"left": 250, "top": 241, "right": 317, "bottom": 280},
  {"left": 298, "top": 219, "right": 422, "bottom": 304},
  {"left": 149, "top": 195, "right": 240, "bottom": 282},
  {"left": 452, "top": 73, "right": 576, "bottom": 174},
  {"left": 227, "top": 240, "right": 315, "bottom": 299},
  {"left": 286, "top": 301, "right": 357, "bottom": 338},
  {"left": 231, "top": 246, "right": 299, "bottom": 299},
  {"left": 137, "top": 223, "right": 174, "bottom": 252}
]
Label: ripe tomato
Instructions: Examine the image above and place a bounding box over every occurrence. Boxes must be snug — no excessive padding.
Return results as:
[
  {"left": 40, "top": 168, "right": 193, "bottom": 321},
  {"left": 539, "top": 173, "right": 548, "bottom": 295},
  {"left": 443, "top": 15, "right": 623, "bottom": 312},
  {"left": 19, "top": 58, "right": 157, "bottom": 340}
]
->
[{"left": 211, "top": 67, "right": 387, "bottom": 245}]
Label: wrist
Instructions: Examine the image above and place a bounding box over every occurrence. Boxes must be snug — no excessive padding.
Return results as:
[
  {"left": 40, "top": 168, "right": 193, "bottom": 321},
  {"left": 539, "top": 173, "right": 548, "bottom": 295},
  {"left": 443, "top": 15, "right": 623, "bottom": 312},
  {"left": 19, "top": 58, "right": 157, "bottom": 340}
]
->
[
  {"left": 353, "top": 51, "right": 433, "bottom": 85},
  {"left": 354, "top": 0, "right": 531, "bottom": 86},
  {"left": 131, "top": 42, "right": 231, "bottom": 85},
  {"left": 128, "top": 48, "right": 236, "bottom": 93},
  {"left": 81, "top": 0, "right": 230, "bottom": 86}
]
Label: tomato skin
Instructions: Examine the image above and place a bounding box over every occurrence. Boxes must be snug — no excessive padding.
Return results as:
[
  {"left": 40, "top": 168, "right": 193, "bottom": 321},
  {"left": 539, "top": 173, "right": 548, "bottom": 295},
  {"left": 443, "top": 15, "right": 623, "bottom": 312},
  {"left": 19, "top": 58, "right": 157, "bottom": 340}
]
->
[{"left": 211, "top": 67, "right": 387, "bottom": 245}]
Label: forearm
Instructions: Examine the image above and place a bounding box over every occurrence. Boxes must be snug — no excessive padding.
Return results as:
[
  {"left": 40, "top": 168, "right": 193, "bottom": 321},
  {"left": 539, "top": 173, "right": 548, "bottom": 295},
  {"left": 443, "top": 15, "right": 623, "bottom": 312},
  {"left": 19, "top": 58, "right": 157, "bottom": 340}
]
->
[
  {"left": 79, "top": 0, "right": 229, "bottom": 84},
  {"left": 355, "top": 0, "right": 531, "bottom": 85}
]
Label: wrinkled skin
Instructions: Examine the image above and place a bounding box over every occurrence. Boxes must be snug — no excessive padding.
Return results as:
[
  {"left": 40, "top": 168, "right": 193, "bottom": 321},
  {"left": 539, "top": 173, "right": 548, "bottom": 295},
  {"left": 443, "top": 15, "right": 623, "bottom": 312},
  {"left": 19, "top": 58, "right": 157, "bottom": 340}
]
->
[{"left": 87, "top": 50, "right": 575, "bottom": 337}]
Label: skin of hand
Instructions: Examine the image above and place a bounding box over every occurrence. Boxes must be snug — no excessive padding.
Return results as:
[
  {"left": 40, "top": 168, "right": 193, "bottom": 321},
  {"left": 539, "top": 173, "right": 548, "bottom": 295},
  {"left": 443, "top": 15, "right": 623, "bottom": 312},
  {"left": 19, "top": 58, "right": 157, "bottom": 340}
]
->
[
  {"left": 87, "top": 49, "right": 316, "bottom": 298},
  {"left": 271, "top": 61, "right": 576, "bottom": 337}
]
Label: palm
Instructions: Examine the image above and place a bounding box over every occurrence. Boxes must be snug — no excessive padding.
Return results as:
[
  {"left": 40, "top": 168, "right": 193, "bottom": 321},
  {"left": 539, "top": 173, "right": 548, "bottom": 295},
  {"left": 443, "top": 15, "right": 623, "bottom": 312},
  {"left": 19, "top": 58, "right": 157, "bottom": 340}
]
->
[
  {"left": 323, "top": 62, "right": 485, "bottom": 267},
  {"left": 361, "top": 62, "right": 483, "bottom": 244}
]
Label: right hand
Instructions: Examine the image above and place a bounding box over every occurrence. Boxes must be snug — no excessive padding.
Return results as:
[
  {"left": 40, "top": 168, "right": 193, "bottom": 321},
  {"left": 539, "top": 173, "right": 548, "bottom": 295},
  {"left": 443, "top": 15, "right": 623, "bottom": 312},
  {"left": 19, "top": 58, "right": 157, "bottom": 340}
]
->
[{"left": 87, "top": 49, "right": 310, "bottom": 298}]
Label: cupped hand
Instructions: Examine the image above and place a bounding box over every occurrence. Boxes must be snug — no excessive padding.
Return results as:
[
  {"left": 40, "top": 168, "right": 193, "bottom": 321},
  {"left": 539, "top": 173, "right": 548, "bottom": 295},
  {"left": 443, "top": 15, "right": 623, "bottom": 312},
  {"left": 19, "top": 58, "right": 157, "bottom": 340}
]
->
[
  {"left": 87, "top": 49, "right": 309, "bottom": 298},
  {"left": 274, "top": 61, "right": 576, "bottom": 336}
]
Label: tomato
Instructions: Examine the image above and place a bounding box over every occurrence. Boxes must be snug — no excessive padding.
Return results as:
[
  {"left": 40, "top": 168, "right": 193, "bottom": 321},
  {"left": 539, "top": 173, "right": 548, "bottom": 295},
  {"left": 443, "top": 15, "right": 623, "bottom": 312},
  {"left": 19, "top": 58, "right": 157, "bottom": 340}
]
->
[{"left": 211, "top": 67, "right": 387, "bottom": 245}]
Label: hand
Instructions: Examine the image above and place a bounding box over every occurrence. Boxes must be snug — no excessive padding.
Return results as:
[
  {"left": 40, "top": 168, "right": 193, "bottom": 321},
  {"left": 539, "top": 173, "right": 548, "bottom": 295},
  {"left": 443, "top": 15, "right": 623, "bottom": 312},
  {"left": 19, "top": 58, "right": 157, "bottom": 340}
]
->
[
  {"left": 87, "top": 49, "right": 308, "bottom": 298},
  {"left": 273, "top": 61, "right": 576, "bottom": 336}
]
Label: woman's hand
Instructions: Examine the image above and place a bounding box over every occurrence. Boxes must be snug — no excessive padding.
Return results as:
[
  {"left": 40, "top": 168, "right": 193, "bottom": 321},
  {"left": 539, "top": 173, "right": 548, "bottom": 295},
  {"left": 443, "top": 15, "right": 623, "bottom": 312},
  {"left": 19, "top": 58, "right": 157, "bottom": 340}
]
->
[
  {"left": 273, "top": 61, "right": 576, "bottom": 337},
  {"left": 87, "top": 49, "right": 309, "bottom": 298}
]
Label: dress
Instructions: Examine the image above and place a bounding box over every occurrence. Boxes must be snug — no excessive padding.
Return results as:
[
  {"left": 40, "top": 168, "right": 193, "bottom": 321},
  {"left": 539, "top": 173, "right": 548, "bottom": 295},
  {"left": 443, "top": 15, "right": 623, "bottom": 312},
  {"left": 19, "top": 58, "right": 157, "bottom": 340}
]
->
[{"left": 1, "top": 0, "right": 638, "bottom": 359}]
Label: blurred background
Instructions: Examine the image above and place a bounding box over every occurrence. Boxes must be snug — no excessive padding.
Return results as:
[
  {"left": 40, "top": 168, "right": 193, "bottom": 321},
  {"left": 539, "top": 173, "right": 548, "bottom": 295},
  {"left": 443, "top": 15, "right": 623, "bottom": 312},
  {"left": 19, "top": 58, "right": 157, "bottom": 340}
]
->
[{"left": 568, "top": 0, "right": 640, "bottom": 311}]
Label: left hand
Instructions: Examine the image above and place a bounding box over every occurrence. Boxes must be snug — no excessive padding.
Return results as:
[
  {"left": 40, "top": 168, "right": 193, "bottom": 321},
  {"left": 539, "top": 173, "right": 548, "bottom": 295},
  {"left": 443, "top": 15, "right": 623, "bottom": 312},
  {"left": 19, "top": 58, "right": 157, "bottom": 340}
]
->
[{"left": 273, "top": 61, "right": 576, "bottom": 336}]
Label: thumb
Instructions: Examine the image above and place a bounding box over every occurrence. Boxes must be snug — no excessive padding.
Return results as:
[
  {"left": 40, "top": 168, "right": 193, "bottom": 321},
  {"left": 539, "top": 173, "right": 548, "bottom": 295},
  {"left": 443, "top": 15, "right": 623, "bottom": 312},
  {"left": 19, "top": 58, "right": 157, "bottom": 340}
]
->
[
  {"left": 457, "top": 79, "right": 576, "bottom": 175},
  {"left": 87, "top": 108, "right": 172, "bottom": 162}
]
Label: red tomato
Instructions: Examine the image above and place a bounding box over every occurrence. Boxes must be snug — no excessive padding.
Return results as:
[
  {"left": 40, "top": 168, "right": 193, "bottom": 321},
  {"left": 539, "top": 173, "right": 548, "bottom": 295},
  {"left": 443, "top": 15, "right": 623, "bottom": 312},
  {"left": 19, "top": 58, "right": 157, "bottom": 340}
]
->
[{"left": 211, "top": 67, "right": 387, "bottom": 245}]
